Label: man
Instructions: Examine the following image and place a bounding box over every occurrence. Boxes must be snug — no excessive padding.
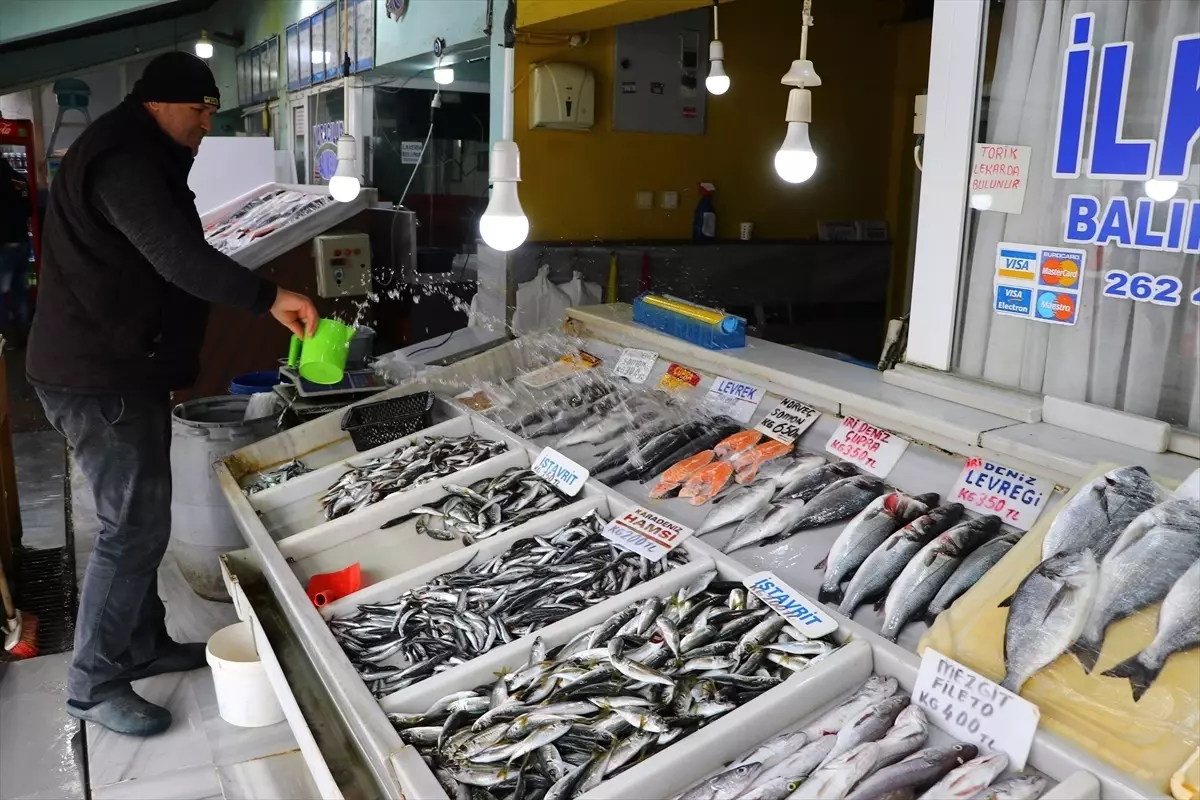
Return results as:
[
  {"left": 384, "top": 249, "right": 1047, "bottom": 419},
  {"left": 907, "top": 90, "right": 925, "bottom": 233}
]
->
[
  {"left": 26, "top": 53, "right": 319, "bottom": 736},
  {"left": 0, "top": 154, "right": 30, "bottom": 341}
]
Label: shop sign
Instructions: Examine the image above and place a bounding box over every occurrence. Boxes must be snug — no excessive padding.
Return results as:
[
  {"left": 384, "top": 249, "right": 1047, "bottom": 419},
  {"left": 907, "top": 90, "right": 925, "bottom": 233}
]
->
[
  {"left": 531, "top": 447, "right": 588, "bottom": 496},
  {"left": 612, "top": 348, "right": 658, "bottom": 384},
  {"left": 1102, "top": 269, "right": 1200, "bottom": 307},
  {"left": 913, "top": 648, "right": 1039, "bottom": 770},
  {"left": 1054, "top": 13, "right": 1200, "bottom": 254},
  {"left": 312, "top": 120, "right": 344, "bottom": 182},
  {"left": 703, "top": 376, "right": 764, "bottom": 423},
  {"left": 948, "top": 458, "right": 1049, "bottom": 531},
  {"left": 755, "top": 396, "right": 821, "bottom": 445},
  {"left": 824, "top": 416, "right": 908, "bottom": 478},
  {"left": 656, "top": 363, "right": 701, "bottom": 393},
  {"left": 400, "top": 141, "right": 424, "bottom": 165},
  {"left": 992, "top": 242, "right": 1086, "bottom": 326},
  {"left": 969, "top": 144, "right": 1031, "bottom": 214},
  {"left": 744, "top": 572, "right": 838, "bottom": 638},
  {"left": 600, "top": 507, "right": 693, "bottom": 562}
]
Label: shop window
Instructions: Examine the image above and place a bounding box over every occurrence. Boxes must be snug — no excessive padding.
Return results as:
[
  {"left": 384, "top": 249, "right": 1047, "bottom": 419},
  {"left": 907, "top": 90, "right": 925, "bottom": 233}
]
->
[
  {"left": 310, "top": 88, "right": 346, "bottom": 186},
  {"left": 939, "top": 1, "right": 1199, "bottom": 434}
]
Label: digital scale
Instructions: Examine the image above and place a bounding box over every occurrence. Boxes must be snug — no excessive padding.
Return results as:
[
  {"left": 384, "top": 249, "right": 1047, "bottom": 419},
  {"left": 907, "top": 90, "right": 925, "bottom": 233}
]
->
[{"left": 278, "top": 364, "right": 387, "bottom": 398}]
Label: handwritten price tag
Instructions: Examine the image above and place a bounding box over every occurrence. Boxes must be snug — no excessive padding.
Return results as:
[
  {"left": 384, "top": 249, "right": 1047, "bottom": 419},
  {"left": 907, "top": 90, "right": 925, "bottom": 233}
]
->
[
  {"left": 913, "top": 648, "right": 1039, "bottom": 770},
  {"left": 600, "top": 507, "right": 693, "bottom": 562},
  {"left": 755, "top": 397, "right": 821, "bottom": 445},
  {"left": 744, "top": 572, "right": 838, "bottom": 638},
  {"left": 949, "top": 458, "right": 1049, "bottom": 531},
  {"left": 531, "top": 447, "right": 589, "bottom": 497},
  {"left": 824, "top": 416, "right": 909, "bottom": 478},
  {"left": 704, "top": 376, "right": 764, "bottom": 423},
  {"left": 612, "top": 348, "right": 658, "bottom": 384}
]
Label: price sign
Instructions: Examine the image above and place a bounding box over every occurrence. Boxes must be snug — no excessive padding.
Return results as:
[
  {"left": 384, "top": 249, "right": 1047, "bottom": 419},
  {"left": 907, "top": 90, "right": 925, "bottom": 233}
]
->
[
  {"left": 824, "top": 416, "right": 909, "bottom": 478},
  {"left": 744, "top": 572, "right": 838, "bottom": 638},
  {"left": 703, "top": 376, "right": 764, "bottom": 423},
  {"left": 612, "top": 348, "right": 658, "bottom": 384},
  {"left": 519, "top": 351, "right": 601, "bottom": 389},
  {"left": 913, "top": 648, "right": 1040, "bottom": 770},
  {"left": 600, "top": 507, "right": 693, "bottom": 562},
  {"left": 531, "top": 447, "right": 589, "bottom": 497},
  {"left": 656, "top": 363, "right": 702, "bottom": 394},
  {"left": 949, "top": 458, "right": 1049, "bottom": 531},
  {"left": 755, "top": 397, "right": 821, "bottom": 445}
]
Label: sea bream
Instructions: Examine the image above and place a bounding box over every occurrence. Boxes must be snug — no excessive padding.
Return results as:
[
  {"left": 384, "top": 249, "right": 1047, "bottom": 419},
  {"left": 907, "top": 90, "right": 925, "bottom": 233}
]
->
[
  {"left": 927, "top": 531, "right": 1023, "bottom": 618},
  {"left": 837, "top": 504, "right": 965, "bottom": 618},
  {"left": 762, "top": 476, "right": 887, "bottom": 546},
  {"left": 1103, "top": 558, "right": 1200, "bottom": 701},
  {"left": 879, "top": 515, "right": 1002, "bottom": 642},
  {"left": 818, "top": 492, "right": 939, "bottom": 603},
  {"left": 999, "top": 549, "right": 1099, "bottom": 692},
  {"left": 1070, "top": 492, "right": 1200, "bottom": 673},
  {"left": 1041, "top": 465, "right": 1161, "bottom": 561}
]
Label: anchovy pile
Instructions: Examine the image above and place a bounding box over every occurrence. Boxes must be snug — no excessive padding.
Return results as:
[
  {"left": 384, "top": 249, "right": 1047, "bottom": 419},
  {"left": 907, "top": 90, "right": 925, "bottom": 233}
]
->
[
  {"left": 389, "top": 575, "right": 838, "bottom": 798},
  {"left": 329, "top": 512, "right": 689, "bottom": 697},
  {"left": 385, "top": 468, "right": 570, "bottom": 546},
  {"left": 243, "top": 459, "right": 311, "bottom": 496},
  {"left": 321, "top": 435, "right": 509, "bottom": 520}
]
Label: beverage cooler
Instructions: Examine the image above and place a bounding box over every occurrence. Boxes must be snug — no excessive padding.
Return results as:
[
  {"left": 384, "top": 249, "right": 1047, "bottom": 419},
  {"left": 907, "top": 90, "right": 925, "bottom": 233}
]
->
[{"left": 0, "top": 118, "right": 42, "bottom": 290}]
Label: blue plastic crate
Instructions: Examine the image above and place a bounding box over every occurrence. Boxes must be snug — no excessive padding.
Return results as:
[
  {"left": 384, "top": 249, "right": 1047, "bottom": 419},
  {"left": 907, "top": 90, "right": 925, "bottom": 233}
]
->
[{"left": 632, "top": 294, "right": 746, "bottom": 350}]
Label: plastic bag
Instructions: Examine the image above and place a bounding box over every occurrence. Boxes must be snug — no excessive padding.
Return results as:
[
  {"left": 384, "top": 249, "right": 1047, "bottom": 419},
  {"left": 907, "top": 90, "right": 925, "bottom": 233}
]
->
[
  {"left": 562, "top": 270, "right": 602, "bottom": 307},
  {"left": 512, "top": 265, "right": 572, "bottom": 335}
]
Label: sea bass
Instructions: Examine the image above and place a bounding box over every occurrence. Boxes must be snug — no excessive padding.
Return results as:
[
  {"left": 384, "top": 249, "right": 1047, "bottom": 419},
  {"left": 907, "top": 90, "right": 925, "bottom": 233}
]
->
[
  {"left": 1103, "top": 558, "right": 1200, "bottom": 701},
  {"left": 724, "top": 499, "right": 810, "bottom": 553},
  {"left": 1071, "top": 495, "right": 1200, "bottom": 673},
  {"left": 844, "top": 744, "right": 978, "bottom": 800},
  {"left": 696, "top": 479, "right": 780, "bottom": 536},
  {"left": 782, "top": 463, "right": 859, "bottom": 502},
  {"left": 764, "top": 476, "right": 887, "bottom": 546},
  {"left": 818, "top": 493, "right": 939, "bottom": 603},
  {"left": 879, "top": 515, "right": 1001, "bottom": 642},
  {"left": 999, "top": 549, "right": 1099, "bottom": 692},
  {"left": 917, "top": 753, "right": 1009, "bottom": 800},
  {"left": 838, "top": 505, "right": 965, "bottom": 618},
  {"left": 1041, "top": 465, "right": 1160, "bottom": 561},
  {"left": 927, "top": 531, "right": 1023, "bottom": 618},
  {"left": 772, "top": 456, "right": 832, "bottom": 498}
]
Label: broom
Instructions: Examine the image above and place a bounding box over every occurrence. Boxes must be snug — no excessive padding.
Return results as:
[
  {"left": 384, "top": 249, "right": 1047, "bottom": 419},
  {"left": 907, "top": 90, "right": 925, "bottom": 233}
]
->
[{"left": 0, "top": 557, "right": 38, "bottom": 660}]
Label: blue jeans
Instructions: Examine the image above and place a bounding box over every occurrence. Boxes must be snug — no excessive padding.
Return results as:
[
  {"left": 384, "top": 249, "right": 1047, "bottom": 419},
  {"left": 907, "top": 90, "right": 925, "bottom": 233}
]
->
[
  {"left": 0, "top": 242, "right": 30, "bottom": 335},
  {"left": 36, "top": 389, "right": 174, "bottom": 703}
]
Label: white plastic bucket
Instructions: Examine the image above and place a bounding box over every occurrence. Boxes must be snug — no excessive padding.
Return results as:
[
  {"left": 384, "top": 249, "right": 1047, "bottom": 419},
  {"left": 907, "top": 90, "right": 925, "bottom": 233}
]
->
[{"left": 205, "top": 623, "right": 286, "bottom": 728}]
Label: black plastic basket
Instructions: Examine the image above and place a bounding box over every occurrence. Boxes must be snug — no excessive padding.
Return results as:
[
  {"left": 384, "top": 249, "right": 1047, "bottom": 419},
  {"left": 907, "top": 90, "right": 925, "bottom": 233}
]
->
[{"left": 340, "top": 391, "right": 435, "bottom": 451}]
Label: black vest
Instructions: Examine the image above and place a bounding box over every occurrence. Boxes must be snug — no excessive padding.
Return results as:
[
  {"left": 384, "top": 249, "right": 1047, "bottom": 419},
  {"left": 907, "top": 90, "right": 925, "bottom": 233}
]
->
[{"left": 27, "top": 96, "right": 210, "bottom": 393}]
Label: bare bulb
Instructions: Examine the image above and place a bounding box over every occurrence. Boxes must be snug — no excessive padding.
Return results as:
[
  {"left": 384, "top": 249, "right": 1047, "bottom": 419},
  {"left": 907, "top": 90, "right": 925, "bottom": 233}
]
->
[
  {"left": 434, "top": 66, "right": 455, "bottom": 85},
  {"left": 775, "top": 121, "right": 817, "bottom": 184},
  {"left": 706, "top": 61, "right": 730, "bottom": 95},
  {"left": 1145, "top": 179, "right": 1179, "bottom": 202}
]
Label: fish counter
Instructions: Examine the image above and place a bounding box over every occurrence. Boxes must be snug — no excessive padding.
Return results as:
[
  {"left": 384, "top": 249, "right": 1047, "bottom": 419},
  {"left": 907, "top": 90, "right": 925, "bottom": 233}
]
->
[{"left": 215, "top": 317, "right": 1198, "bottom": 800}]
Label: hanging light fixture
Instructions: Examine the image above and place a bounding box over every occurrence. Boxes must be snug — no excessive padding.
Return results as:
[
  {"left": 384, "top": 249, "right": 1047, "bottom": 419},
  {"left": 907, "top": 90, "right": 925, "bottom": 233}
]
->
[
  {"left": 479, "top": 0, "right": 529, "bottom": 252},
  {"left": 195, "top": 29, "right": 214, "bottom": 59},
  {"left": 705, "top": 0, "right": 729, "bottom": 95},
  {"left": 433, "top": 38, "right": 454, "bottom": 85},
  {"left": 774, "top": 0, "right": 820, "bottom": 184},
  {"left": 330, "top": 2, "right": 361, "bottom": 203}
]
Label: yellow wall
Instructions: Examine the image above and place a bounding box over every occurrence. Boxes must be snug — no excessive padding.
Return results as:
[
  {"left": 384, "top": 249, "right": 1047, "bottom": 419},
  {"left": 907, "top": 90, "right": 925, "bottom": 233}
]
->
[
  {"left": 518, "top": 0, "right": 711, "bottom": 32},
  {"left": 514, "top": 0, "right": 907, "bottom": 242}
]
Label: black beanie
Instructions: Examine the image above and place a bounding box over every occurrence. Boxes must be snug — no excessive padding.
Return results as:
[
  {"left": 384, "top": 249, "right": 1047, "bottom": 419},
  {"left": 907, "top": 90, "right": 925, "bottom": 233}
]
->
[{"left": 131, "top": 51, "right": 221, "bottom": 108}]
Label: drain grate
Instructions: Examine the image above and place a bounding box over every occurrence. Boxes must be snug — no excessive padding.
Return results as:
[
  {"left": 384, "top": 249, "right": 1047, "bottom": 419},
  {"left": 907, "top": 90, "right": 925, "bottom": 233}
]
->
[{"left": 9, "top": 546, "right": 76, "bottom": 656}]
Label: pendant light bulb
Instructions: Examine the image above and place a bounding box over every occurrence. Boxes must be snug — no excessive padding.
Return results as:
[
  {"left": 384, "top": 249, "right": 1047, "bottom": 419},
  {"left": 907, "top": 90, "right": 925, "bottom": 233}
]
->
[
  {"left": 775, "top": 121, "right": 817, "bottom": 183},
  {"left": 434, "top": 66, "right": 455, "bottom": 85},
  {"left": 480, "top": 140, "right": 528, "bottom": 251},
  {"left": 195, "top": 29, "right": 214, "bottom": 59},
  {"left": 329, "top": 134, "right": 361, "bottom": 203},
  {"left": 1144, "top": 179, "right": 1179, "bottom": 202},
  {"left": 707, "top": 40, "right": 729, "bottom": 95}
]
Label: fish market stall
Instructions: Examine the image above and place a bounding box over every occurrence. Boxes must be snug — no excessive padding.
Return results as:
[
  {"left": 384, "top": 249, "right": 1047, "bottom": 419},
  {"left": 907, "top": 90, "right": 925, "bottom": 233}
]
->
[{"left": 213, "top": 304, "right": 1197, "bottom": 800}]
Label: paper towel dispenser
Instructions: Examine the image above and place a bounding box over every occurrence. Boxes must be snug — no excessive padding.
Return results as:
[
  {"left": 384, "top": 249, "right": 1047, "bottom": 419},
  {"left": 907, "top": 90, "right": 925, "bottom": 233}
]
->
[{"left": 529, "top": 63, "right": 595, "bottom": 130}]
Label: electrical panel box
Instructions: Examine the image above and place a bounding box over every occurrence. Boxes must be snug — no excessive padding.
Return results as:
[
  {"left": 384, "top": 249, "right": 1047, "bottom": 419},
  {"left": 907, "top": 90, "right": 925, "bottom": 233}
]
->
[
  {"left": 313, "top": 233, "right": 372, "bottom": 298},
  {"left": 530, "top": 63, "right": 595, "bottom": 130}
]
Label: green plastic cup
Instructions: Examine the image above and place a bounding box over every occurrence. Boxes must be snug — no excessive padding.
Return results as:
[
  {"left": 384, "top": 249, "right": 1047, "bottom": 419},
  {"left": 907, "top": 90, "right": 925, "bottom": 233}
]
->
[{"left": 287, "top": 318, "right": 356, "bottom": 385}]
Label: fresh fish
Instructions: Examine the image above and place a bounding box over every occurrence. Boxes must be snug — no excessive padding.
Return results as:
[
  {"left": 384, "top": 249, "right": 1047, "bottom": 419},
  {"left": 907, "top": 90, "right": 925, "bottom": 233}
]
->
[
  {"left": 838, "top": 505, "right": 965, "bottom": 618},
  {"left": 733, "top": 440, "right": 794, "bottom": 483},
  {"left": 683, "top": 461, "right": 737, "bottom": 505},
  {"left": 715, "top": 429, "right": 764, "bottom": 459},
  {"left": 966, "top": 773, "right": 1049, "bottom": 800},
  {"left": 639, "top": 419, "right": 744, "bottom": 482},
  {"left": 1070, "top": 496, "right": 1200, "bottom": 673},
  {"left": 872, "top": 706, "right": 928, "bottom": 769},
  {"left": 557, "top": 406, "right": 655, "bottom": 448},
  {"left": 1103, "top": 558, "right": 1200, "bottom": 700},
  {"left": 789, "top": 742, "right": 883, "bottom": 800},
  {"left": 243, "top": 459, "right": 311, "bottom": 495},
  {"left": 917, "top": 753, "right": 1009, "bottom": 800},
  {"left": 1041, "top": 465, "right": 1160, "bottom": 561},
  {"left": 879, "top": 516, "right": 1002, "bottom": 642},
  {"left": 802, "top": 676, "right": 899, "bottom": 738},
  {"left": 650, "top": 450, "right": 717, "bottom": 498},
  {"left": 756, "top": 734, "right": 837, "bottom": 784},
  {"left": 724, "top": 499, "right": 810, "bottom": 553},
  {"left": 999, "top": 549, "right": 1099, "bottom": 692},
  {"left": 696, "top": 479, "right": 780, "bottom": 536},
  {"left": 739, "top": 776, "right": 807, "bottom": 800},
  {"left": 764, "top": 476, "right": 887, "bottom": 545},
  {"left": 773, "top": 456, "right": 832, "bottom": 498},
  {"left": 732, "top": 730, "right": 810, "bottom": 770},
  {"left": 679, "top": 762, "right": 764, "bottom": 800},
  {"left": 926, "top": 532, "right": 1022, "bottom": 619},
  {"left": 818, "top": 696, "right": 911, "bottom": 768},
  {"left": 782, "top": 463, "right": 859, "bottom": 502},
  {"left": 818, "top": 493, "right": 938, "bottom": 603},
  {"left": 844, "top": 744, "right": 979, "bottom": 800},
  {"left": 596, "top": 420, "right": 709, "bottom": 485}
]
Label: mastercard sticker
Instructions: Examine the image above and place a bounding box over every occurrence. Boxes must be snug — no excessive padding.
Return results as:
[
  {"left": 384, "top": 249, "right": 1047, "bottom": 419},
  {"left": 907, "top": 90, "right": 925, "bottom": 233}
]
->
[{"left": 1038, "top": 250, "right": 1083, "bottom": 288}]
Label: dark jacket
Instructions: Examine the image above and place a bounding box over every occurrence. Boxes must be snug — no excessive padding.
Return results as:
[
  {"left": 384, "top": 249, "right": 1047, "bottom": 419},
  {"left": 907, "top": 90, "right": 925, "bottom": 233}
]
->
[{"left": 27, "top": 96, "right": 275, "bottom": 393}]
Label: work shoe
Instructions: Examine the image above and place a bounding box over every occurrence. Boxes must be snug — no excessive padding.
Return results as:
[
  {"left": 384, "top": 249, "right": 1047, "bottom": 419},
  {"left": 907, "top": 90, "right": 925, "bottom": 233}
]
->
[
  {"left": 125, "top": 642, "right": 208, "bottom": 682},
  {"left": 66, "top": 686, "right": 172, "bottom": 737}
]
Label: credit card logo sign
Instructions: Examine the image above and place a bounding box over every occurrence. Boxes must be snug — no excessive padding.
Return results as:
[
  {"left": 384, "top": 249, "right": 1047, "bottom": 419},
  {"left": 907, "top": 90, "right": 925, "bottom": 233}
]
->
[
  {"left": 1036, "top": 291, "right": 1076, "bottom": 323},
  {"left": 994, "top": 285, "right": 1033, "bottom": 315},
  {"left": 997, "top": 249, "right": 1037, "bottom": 282},
  {"left": 1039, "top": 252, "right": 1081, "bottom": 288}
]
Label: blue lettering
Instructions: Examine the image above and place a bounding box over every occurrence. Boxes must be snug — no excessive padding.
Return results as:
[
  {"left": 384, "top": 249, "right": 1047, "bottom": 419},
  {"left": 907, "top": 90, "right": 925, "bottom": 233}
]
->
[
  {"left": 1097, "top": 197, "right": 1134, "bottom": 246},
  {"left": 1089, "top": 42, "right": 1154, "bottom": 178},
  {"left": 1021, "top": 488, "right": 1038, "bottom": 505},
  {"left": 1188, "top": 201, "right": 1200, "bottom": 254},
  {"left": 1133, "top": 199, "right": 1166, "bottom": 249},
  {"left": 1157, "top": 35, "right": 1200, "bottom": 179},
  {"left": 1166, "top": 199, "right": 1189, "bottom": 251},
  {"left": 1054, "top": 14, "right": 1094, "bottom": 177},
  {"left": 1065, "top": 195, "right": 1100, "bottom": 243}
]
